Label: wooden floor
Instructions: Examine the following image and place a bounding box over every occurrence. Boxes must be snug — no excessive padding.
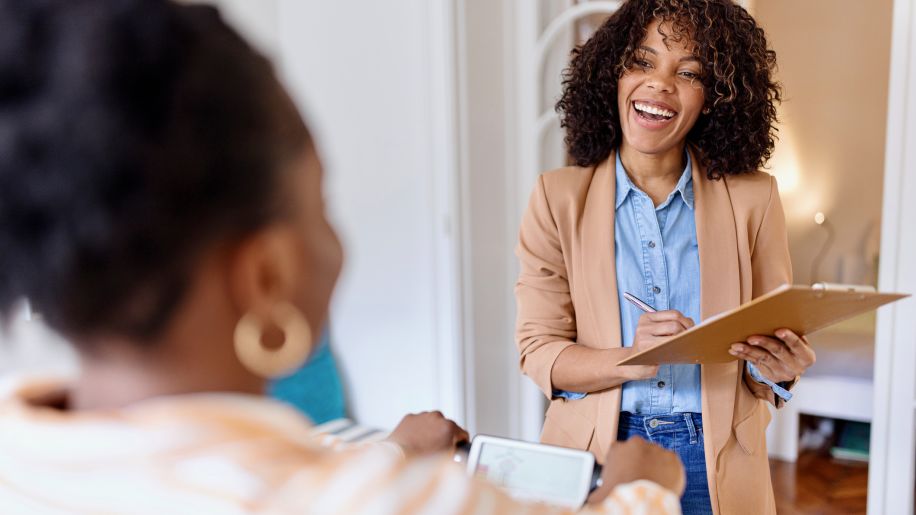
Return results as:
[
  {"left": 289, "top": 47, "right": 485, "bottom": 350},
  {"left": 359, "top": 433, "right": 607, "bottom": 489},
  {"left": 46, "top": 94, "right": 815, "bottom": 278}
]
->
[{"left": 770, "top": 452, "right": 869, "bottom": 514}]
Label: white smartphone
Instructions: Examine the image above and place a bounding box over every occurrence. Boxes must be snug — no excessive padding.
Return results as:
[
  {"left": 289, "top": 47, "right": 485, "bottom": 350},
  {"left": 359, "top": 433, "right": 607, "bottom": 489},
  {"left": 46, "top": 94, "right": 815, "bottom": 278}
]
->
[{"left": 465, "top": 435, "right": 597, "bottom": 509}]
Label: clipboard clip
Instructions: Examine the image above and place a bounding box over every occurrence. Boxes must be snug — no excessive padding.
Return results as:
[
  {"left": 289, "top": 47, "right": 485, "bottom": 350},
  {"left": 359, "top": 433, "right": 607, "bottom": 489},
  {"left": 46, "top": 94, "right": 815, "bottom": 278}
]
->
[{"left": 811, "top": 282, "right": 877, "bottom": 293}]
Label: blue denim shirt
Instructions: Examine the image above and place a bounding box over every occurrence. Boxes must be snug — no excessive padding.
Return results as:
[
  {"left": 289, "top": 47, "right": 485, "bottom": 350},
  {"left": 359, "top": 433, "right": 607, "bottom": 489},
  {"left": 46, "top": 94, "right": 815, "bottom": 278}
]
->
[
  {"left": 554, "top": 152, "right": 790, "bottom": 411},
  {"left": 614, "top": 151, "right": 701, "bottom": 413}
]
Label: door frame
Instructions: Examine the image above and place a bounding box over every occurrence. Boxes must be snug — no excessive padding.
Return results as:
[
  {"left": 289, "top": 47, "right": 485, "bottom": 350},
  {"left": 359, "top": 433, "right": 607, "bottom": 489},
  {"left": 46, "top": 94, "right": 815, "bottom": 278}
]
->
[{"left": 869, "top": 0, "right": 916, "bottom": 512}]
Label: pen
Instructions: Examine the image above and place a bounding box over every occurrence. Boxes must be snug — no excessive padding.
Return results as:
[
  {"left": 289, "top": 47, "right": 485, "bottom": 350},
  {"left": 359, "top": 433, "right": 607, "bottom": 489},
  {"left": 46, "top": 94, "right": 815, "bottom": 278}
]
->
[{"left": 623, "top": 291, "right": 657, "bottom": 313}]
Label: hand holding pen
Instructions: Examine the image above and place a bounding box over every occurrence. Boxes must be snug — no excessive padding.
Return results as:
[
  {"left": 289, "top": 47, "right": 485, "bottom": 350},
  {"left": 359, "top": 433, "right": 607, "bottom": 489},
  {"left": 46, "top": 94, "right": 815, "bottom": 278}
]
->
[{"left": 622, "top": 292, "right": 695, "bottom": 377}]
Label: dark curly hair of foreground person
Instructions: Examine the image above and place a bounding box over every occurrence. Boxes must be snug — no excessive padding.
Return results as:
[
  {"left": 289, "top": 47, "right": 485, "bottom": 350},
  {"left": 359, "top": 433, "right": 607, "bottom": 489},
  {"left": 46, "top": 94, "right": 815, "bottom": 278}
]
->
[
  {"left": 556, "top": 0, "right": 781, "bottom": 178},
  {"left": 0, "top": 0, "right": 309, "bottom": 341}
]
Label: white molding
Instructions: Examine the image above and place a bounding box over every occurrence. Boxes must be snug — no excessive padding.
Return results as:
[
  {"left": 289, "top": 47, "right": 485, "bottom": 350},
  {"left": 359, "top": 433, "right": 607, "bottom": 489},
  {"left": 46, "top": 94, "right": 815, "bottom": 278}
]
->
[
  {"left": 453, "top": 0, "right": 477, "bottom": 435},
  {"left": 536, "top": 110, "right": 560, "bottom": 147},
  {"left": 425, "top": 0, "right": 469, "bottom": 427},
  {"left": 514, "top": 0, "right": 539, "bottom": 216},
  {"left": 869, "top": 0, "right": 916, "bottom": 513},
  {"left": 534, "top": 1, "right": 621, "bottom": 78},
  {"left": 514, "top": 0, "right": 546, "bottom": 442},
  {"left": 502, "top": 0, "right": 523, "bottom": 440}
]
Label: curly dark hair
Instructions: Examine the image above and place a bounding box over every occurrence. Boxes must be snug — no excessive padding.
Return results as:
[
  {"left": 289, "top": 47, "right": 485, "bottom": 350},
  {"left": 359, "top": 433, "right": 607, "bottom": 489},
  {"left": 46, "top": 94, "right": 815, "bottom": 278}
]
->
[
  {"left": 0, "top": 0, "right": 310, "bottom": 341},
  {"left": 556, "top": 0, "right": 781, "bottom": 178}
]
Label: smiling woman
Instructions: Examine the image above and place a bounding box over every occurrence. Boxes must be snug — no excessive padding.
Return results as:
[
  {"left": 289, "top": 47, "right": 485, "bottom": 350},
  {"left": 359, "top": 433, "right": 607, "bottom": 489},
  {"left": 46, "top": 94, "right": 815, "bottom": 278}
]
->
[
  {"left": 556, "top": 0, "right": 781, "bottom": 179},
  {"left": 515, "top": 1, "right": 815, "bottom": 514},
  {"left": 615, "top": 20, "right": 707, "bottom": 204}
]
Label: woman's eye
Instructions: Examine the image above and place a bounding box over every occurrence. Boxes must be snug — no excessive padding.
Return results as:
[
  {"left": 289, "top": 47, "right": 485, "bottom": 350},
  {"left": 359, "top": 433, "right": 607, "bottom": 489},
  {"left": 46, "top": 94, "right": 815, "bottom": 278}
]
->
[
  {"left": 679, "top": 71, "right": 699, "bottom": 80},
  {"left": 634, "top": 59, "right": 651, "bottom": 69}
]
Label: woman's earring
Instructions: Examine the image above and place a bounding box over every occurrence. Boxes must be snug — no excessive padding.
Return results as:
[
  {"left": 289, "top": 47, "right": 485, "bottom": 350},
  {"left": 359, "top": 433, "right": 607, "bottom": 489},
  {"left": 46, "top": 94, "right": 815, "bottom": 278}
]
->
[
  {"left": 234, "top": 302, "right": 312, "bottom": 378},
  {"left": 702, "top": 107, "right": 711, "bottom": 115}
]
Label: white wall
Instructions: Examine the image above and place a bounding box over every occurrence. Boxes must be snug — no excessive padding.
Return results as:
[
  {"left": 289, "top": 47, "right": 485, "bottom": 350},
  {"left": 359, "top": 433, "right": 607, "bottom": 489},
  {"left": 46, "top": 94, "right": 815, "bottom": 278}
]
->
[
  {"left": 459, "top": 0, "right": 520, "bottom": 438},
  {"left": 274, "top": 1, "right": 466, "bottom": 430},
  {"left": 202, "top": 0, "right": 278, "bottom": 57},
  {"left": 752, "top": 0, "right": 893, "bottom": 287}
]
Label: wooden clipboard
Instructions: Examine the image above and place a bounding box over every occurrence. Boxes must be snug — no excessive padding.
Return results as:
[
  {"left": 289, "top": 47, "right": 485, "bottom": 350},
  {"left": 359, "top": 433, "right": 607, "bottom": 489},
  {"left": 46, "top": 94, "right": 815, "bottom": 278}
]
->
[{"left": 617, "top": 284, "right": 910, "bottom": 366}]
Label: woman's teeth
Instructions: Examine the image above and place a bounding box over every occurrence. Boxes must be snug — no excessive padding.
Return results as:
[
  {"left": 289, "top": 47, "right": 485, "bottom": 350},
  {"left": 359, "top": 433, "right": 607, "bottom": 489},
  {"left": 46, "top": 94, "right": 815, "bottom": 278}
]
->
[{"left": 634, "top": 102, "right": 676, "bottom": 119}]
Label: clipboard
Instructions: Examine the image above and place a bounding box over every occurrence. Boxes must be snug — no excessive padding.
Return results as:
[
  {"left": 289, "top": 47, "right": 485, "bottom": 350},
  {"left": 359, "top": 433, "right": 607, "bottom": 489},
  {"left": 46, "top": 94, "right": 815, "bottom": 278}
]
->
[{"left": 617, "top": 283, "right": 910, "bottom": 366}]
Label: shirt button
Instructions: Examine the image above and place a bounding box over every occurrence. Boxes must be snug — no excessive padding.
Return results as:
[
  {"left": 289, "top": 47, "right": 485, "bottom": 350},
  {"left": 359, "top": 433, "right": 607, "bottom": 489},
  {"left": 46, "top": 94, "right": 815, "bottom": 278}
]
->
[
  {"left": 657, "top": 381, "right": 666, "bottom": 388},
  {"left": 652, "top": 286, "right": 661, "bottom": 294},
  {"left": 648, "top": 241, "right": 656, "bottom": 248}
]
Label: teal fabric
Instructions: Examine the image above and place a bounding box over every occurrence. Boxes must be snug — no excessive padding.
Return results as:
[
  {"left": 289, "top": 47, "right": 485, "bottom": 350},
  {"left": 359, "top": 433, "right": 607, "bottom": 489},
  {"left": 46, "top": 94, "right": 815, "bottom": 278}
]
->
[{"left": 268, "top": 329, "right": 347, "bottom": 424}]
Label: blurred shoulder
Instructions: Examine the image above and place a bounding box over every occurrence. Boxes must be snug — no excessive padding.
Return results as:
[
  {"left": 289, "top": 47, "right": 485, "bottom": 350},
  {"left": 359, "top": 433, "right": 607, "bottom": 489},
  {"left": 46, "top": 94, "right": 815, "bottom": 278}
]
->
[
  {"left": 722, "top": 170, "right": 778, "bottom": 200},
  {"left": 533, "top": 159, "right": 610, "bottom": 213},
  {"left": 716, "top": 171, "right": 785, "bottom": 231},
  {"left": 538, "top": 162, "right": 602, "bottom": 193}
]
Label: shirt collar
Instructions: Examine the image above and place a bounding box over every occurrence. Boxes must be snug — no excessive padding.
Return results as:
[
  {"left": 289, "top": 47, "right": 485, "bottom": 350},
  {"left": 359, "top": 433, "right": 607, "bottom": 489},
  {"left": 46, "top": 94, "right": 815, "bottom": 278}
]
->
[{"left": 614, "top": 151, "right": 694, "bottom": 211}]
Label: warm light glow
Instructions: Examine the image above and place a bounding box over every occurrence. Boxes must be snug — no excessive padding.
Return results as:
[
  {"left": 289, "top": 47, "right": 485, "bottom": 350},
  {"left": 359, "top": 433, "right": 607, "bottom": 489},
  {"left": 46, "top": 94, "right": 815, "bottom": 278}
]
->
[
  {"left": 814, "top": 212, "right": 826, "bottom": 225},
  {"left": 769, "top": 127, "right": 801, "bottom": 195},
  {"left": 772, "top": 162, "right": 800, "bottom": 194},
  {"left": 768, "top": 122, "right": 830, "bottom": 226}
]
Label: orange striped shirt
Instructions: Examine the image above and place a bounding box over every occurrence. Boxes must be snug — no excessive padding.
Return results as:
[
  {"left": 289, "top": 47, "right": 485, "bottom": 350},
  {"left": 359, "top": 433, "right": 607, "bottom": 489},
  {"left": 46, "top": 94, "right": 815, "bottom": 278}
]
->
[{"left": 0, "top": 382, "right": 680, "bottom": 514}]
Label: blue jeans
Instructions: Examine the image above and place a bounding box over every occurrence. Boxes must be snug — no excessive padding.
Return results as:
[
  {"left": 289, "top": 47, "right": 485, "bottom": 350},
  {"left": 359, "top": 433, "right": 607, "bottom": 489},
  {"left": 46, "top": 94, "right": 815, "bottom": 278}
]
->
[{"left": 617, "top": 412, "right": 713, "bottom": 515}]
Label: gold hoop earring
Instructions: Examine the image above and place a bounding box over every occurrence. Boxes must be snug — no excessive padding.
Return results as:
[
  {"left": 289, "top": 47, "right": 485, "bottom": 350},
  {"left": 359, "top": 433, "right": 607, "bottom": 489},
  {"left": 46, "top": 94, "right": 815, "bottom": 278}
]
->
[{"left": 234, "top": 302, "right": 313, "bottom": 379}]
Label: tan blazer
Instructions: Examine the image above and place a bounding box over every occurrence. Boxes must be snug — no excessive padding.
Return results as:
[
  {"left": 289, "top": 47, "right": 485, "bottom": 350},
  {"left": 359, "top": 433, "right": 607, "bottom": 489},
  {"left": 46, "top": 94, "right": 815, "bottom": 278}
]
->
[{"left": 515, "top": 149, "right": 792, "bottom": 515}]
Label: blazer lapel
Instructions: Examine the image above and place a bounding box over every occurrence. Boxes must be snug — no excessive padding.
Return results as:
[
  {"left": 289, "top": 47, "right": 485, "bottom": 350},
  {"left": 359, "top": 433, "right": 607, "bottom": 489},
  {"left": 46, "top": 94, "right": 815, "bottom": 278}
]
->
[
  {"left": 579, "top": 154, "right": 620, "bottom": 349},
  {"left": 692, "top": 150, "right": 742, "bottom": 458},
  {"left": 579, "top": 154, "right": 622, "bottom": 457}
]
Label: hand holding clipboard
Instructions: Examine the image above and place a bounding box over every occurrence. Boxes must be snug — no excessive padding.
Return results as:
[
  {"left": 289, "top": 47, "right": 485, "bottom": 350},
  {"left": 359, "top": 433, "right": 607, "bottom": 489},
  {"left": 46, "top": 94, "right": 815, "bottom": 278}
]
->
[{"left": 618, "top": 283, "right": 909, "bottom": 366}]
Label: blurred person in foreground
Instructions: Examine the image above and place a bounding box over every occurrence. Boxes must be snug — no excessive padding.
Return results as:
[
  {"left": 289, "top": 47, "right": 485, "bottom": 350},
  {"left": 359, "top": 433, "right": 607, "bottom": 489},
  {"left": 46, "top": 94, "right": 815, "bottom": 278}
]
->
[{"left": 0, "top": 0, "right": 684, "bottom": 513}]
